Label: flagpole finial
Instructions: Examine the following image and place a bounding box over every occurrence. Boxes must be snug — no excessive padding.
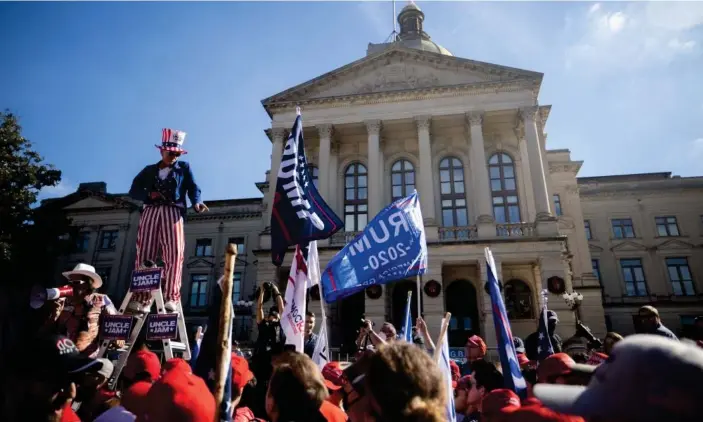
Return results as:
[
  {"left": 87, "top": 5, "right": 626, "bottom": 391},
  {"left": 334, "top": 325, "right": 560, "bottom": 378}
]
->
[{"left": 295, "top": 106, "right": 301, "bottom": 116}]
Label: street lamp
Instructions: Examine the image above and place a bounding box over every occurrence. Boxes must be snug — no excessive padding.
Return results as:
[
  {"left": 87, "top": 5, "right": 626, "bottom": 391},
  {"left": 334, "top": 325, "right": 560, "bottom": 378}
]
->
[{"left": 562, "top": 291, "right": 584, "bottom": 324}]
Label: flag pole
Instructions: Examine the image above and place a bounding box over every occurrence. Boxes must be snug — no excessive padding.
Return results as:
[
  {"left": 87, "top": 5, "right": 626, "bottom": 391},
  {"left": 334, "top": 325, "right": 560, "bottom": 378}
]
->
[
  {"left": 416, "top": 274, "right": 422, "bottom": 319},
  {"left": 433, "top": 312, "right": 452, "bottom": 362},
  {"left": 214, "top": 244, "right": 237, "bottom": 420}
]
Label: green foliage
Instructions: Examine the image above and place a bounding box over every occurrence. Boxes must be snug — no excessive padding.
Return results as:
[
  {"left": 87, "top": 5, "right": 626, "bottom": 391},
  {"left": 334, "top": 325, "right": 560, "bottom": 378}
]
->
[{"left": 0, "top": 110, "right": 71, "bottom": 284}]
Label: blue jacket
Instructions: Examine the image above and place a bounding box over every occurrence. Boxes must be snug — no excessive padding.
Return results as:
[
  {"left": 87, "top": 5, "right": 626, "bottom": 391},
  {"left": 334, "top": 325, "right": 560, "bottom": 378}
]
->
[{"left": 129, "top": 161, "right": 202, "bottom": 216}]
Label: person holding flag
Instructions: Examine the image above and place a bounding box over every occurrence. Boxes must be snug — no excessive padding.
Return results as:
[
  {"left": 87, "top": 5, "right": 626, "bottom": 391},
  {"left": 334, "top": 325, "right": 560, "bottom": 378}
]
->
[{"left": 269, "top": 108, "right": 340, "bottom": 359}]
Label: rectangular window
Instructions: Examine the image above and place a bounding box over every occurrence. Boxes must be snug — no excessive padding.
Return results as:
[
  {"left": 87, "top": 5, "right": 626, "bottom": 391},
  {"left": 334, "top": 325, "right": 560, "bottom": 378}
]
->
[
  {"left": 666, "top": 257, "right": 695, "bottom": 296},
  {"left": 612, "top": 219, "right": 635, "bottom": 239},
  {"left": 195, "top": 239, "right": 213, "bottom": 257},
  {"left": 228, "top": 237, "right": 246, "bottom": 256},
  {"left": 189, "top": 275, "right": 209, "bottom": 308},
  {"left": 592, "top": 259, "right": 601, "bottom": 283},
  {"left": 75, "top": 232, "right": 90, "bottom": 252},
  {"left": 584, "top": 220, "right": 592, "bottom": 240},
  {"left": 98, "top": 230, "right": 119, "bottom": 250},
  {"left": 233, "top": 272, "right": 242, "bottom": 303},
  {"left": 620, "top": 258, "right": 648, "bottom": 296},
  {"left": 553, "top": 194, "right": 562, "bottom": 216},
  {"left": 655, "top": 216, "right": 680, "bottom": 237}
]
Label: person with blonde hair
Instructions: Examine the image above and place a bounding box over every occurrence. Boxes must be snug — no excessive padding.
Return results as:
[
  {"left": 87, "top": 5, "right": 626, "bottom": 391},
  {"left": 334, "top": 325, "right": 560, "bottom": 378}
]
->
[{"left": 364, "top": 342, "right": 446, "bottom": 422}]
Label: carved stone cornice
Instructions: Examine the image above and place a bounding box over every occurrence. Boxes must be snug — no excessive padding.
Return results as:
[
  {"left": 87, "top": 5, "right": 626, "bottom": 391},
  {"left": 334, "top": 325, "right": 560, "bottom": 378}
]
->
[
  {"left": 316, "top": 124, "right": 334, "bottom": 139},
  {"left": 365, "top": 120, "right": 382, "bottom": 136},
  {"left": 271, "top": 128, "right": 287, "bottom": 142},
  {"left": 518, "top": 106, "right": 539, "bottom": 123},
  {"left": 414, "top": 115, "right": 431, "bottom": 132},
  {"left": 466, "top": 111, "right": 484, "bottom": 127},
  {"left": 549, "top": 162, "right": 583, "bottom": 174},
  {"left": 266, "top": 78, "right": 540, "bottom": 114}
]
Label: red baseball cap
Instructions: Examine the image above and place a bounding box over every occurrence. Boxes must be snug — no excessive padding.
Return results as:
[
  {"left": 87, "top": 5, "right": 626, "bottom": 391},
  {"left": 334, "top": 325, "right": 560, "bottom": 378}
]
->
[
  {"left": 517, "top": 353, "right": 531, "bottom": 368},
  {"left": 503, "top": 405, "right": 586, "bottom": 422},
  {"left": 537, "top": 353, "right": 595, "bottom": 383},
  {"left": 482, "top": 389, "right": 521, "bottom": 418},
  {"left": 231, "top": 353, "right": 254, "bottom": 391},
  {"left": 122, "top": 380, "right": 152, "bottom": 419},
  {"left": 322, "top": 361, "right": 344, "bottom": 391},
  {"left": 449, "top": 360, "right": 461, "bottom": 388},
  {"left": 466, "top": 335, "right": 487, "bottom": 356},
  {"left": 140, "top": 358, "right": 215, "bottom": 422},
  {"left": 123, "top": 349, "right": 161, "bottom": 382}
]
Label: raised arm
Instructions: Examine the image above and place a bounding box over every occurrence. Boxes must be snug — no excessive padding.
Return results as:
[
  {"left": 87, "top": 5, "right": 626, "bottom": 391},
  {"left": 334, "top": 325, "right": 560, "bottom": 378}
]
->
[{"left": 256, "top": 287, "right": 265, "bottom": 325}]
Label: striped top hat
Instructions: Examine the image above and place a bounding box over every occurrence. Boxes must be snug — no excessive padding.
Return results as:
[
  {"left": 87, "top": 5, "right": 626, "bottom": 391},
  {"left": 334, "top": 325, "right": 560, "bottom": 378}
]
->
[{"left": 156, "top": 128, "right": 188, "bottom": 154}]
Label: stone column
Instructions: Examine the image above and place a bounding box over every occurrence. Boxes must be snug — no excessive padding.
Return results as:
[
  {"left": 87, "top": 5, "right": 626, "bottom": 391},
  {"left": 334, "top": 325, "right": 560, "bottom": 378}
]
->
[
  {"left": 415, "top": 116, "right": 436, "bottom": 224},
  {"left": 519, "top": 107, "right": 552, "bottom": 221},
  {"left": 365, "top": 120, "right": 382, "bottom": 217},
  {"left": 329, "top": 141, "right": 339, "bottom": 215},
  {"left": 515, "top": 124, "right": 536, "bottom": 222},
  {"left": 466, "top": 112, "right": 494, "bottom": 237},
  {"left": 265, "top": 128, "right": 286, "bottom": 227},
  {"left": 316, "top": 124, "right": 333, "bottom": 200}
]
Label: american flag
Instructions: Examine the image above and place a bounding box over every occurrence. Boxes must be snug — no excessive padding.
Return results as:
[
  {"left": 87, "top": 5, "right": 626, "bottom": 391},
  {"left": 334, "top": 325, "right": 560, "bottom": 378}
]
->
[{"left": 537, "top": 305, "right": 555, "bottom": 361}]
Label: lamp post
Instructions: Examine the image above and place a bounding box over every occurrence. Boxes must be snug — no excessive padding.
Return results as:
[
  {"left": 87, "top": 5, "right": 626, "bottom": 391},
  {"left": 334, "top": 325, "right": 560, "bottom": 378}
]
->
[{"left": 562, "top": 291, "right": 584, "bottom": 324}]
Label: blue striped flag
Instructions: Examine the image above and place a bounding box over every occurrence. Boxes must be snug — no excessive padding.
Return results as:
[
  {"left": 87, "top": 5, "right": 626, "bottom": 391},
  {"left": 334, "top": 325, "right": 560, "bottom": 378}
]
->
[{"left": 485, "top": 247, "right": 527, "bottom": 398}]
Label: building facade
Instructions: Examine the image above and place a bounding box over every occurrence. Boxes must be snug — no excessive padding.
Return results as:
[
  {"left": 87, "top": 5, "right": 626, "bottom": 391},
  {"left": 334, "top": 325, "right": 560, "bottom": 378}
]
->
[
  {"left": 254, "top": 4, "right": 605, "bottom": 351},
  {"left": 45, "top": 5, "right": 703, "bottom": 349},
  {"left": 580, "top": 173, "right": 703, "bottom": 338}
]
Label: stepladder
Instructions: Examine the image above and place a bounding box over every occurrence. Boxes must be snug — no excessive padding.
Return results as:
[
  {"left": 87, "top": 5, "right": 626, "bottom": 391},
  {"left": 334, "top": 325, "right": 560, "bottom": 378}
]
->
[{"left": 97, "top": 267, "right": 191, "bottom": 389}]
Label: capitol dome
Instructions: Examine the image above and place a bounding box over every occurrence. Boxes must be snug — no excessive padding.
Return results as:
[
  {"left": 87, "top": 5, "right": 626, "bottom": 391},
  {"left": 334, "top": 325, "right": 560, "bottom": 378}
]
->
[
  {"left": 366, "top": 2, "right": 453, "bottom": 57},
  {"left": 395, "top": 3, "right": 453, "bottom": 56}
]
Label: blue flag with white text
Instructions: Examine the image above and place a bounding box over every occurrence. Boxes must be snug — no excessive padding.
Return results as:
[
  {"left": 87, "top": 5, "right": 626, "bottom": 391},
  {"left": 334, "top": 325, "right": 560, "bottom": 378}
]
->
[
  {"left": 485, "top": 247, "right": 527, "bottom": 398},
  {"left": 271, "top": 114, "right": 343, "bottom": 266},
  {"left": 321, "top": 191, "right": 427, "bottom": 302}
]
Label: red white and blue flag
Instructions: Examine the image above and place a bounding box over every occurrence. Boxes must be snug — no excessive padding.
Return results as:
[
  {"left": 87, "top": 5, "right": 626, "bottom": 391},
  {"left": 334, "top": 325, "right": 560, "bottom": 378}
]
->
[
  {"left": 281, "top": 241, "right": 319, "bottom": 352},
  {"left": 485, "top": 247, "right": 527, "bottom": 398}
]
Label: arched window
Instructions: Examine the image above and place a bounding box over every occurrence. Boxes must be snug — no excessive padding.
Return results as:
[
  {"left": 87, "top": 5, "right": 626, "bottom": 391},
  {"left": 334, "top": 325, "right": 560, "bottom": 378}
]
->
[
  {"left": 504, "top": 279, "right": 533, "bottom": 319},
  {"left": 344, "top": 163, "right": 368, "bottom": 232},
  {"left": 391, "top": 159, "right": 415, "bottom": 200},
  {"left": 439, "top": 157, "right": 468, "bottom": 231},
  {"left": 308, "top": 165, "right": 319, "bottom": 189},
  {"left": 489, "top": 153, "right": 521, "bottom": 223}
]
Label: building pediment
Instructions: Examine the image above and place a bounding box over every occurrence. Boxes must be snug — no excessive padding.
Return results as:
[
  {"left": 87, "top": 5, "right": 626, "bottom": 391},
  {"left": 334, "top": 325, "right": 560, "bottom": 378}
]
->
[
  {"left": 186, "top": 258, "right": 215, "bottom": 269},
  {"left": 64, "top": 197, "right": 116, "bottom": 210},
  {"left": 261, "top": 45, "right": 542, "bottom": 112},
  {"left": 654, "top": 239, "right": 696, "bottom": 251},
  {"left": 589, "top": 244, "right": 604, "bottom": 253},
  {"left": 610, "top": 241, "right": 647, "bottom": 252}
]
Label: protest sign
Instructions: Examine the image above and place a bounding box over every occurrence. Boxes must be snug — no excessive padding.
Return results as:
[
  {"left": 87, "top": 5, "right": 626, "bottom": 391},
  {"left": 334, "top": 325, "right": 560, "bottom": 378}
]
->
[
  {"left": 101, "top": 315, "right": 133, "bottom": 340},
  {"left": 130, "top": 268, "right": 162, "bottom": 293},
  {"left": 146, "top": 313, "right": 179, "bottom": 340}
]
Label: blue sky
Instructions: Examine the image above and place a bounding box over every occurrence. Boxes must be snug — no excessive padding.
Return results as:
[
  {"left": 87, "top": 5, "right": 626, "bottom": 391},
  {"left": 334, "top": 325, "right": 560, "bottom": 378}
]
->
[{"left": 2, "top": 1, "right": 702, "bottom": 202}]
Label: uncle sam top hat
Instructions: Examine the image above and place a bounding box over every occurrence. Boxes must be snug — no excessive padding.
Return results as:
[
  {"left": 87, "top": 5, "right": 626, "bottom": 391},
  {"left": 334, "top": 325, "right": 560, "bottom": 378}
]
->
[{"left": 157, "top": 128, "right": 188, "bottom": 154}]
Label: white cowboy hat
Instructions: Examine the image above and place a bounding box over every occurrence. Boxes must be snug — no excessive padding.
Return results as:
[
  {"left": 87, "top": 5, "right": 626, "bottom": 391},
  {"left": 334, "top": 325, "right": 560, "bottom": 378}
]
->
[{"left": 62, "top": 263, "right": 103, "bottom": 289}]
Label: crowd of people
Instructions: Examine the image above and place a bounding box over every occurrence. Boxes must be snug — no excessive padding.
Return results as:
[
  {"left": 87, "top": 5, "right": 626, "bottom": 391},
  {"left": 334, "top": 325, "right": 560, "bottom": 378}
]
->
[{"left": 3, "top": 259, "right": 703, "bottom": 422}]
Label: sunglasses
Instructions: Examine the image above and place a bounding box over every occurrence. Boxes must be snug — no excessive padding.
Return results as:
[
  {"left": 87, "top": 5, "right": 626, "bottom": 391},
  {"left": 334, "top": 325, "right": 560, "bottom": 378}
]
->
[{"left": 168, "top": 152, "right": 181, "bottom": 158}]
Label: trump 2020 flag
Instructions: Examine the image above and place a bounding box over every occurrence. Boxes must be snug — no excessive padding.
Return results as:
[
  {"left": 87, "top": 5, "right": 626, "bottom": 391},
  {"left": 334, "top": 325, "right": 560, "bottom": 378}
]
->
[
  {"left": 271, "top": 113, "right": 343, "bottom": 266},
  {"left": 400, "top": 291, "right": 413, "bottom": 342},
  {"left": 312, "top": 317, "right": 329, "bottom": 368},
  {"left": 321, "top": 191, "right": 428, "bottom": 302},
  {"left": 281, "top": 241, "right": 317, "bottom": 352},
  {"left": 485, "top": 247, "right": 527, "bottom": 398},
  {"left": 439, "top": 318, "right": 457, "bottom": 422}
]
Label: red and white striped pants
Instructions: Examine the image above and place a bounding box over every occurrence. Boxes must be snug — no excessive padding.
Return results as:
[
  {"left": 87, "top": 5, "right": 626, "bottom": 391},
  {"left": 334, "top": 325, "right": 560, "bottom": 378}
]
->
[{"left": 132, "top": 205, "right": 185, "bottom": 305}]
